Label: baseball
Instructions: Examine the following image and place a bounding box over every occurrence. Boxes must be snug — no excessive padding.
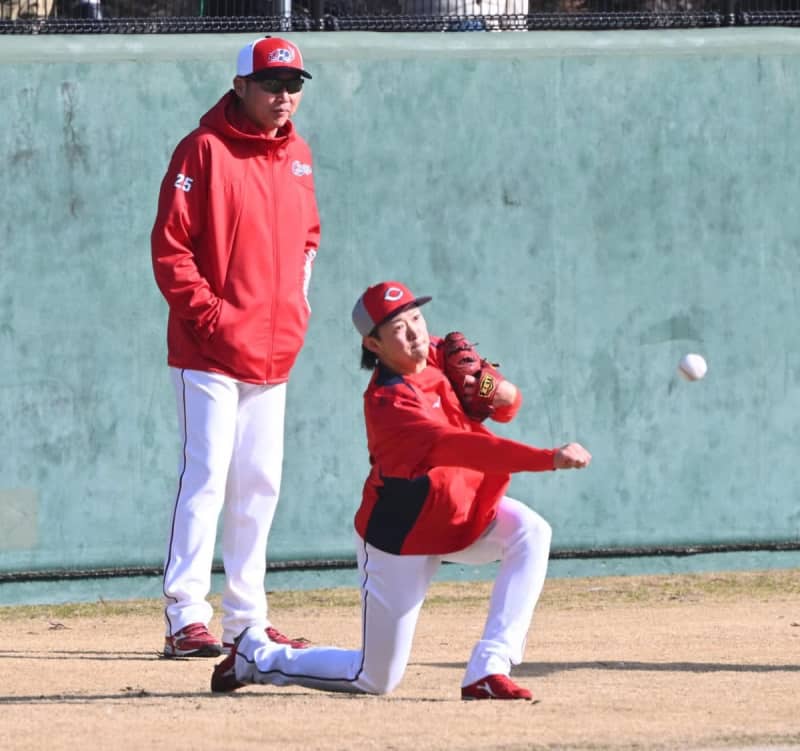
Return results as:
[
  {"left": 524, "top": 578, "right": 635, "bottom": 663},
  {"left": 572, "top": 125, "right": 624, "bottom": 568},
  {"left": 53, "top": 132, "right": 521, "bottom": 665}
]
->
[{"left": 678, "top": 353, "right": 708, "bottom": 381}]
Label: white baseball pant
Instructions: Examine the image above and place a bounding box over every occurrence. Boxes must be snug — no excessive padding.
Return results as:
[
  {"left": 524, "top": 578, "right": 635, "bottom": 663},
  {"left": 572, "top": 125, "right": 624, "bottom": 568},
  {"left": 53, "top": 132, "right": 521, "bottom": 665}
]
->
[
  {"left": 162, "top": 368, "right": 286, "bottom": 644},
  {"left": 233, "top": 496, "right": 552, "bottom": 693}
]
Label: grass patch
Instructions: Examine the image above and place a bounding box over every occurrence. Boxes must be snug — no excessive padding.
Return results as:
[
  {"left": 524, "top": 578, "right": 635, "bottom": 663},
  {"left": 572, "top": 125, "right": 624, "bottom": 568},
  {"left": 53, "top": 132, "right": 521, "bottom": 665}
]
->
[
  {"left": 538, "top": 568, "right": 800, "bottom": 609},
  {"left": 1, "top": 569, "right": 797, "bottom": 622}
]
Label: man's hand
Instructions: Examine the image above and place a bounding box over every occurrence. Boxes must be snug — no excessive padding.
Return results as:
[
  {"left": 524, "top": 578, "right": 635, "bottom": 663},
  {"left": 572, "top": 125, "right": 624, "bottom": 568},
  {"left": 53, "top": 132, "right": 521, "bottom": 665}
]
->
[{"left": 553, "top": 442, "right": 592, "bottom": 470}]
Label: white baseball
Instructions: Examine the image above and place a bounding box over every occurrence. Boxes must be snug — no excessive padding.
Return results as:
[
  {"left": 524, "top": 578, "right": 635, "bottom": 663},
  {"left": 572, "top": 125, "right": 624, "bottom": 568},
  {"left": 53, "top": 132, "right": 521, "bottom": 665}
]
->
[{"left": 678, "top": 353, "right": 708, "bottom": 381}]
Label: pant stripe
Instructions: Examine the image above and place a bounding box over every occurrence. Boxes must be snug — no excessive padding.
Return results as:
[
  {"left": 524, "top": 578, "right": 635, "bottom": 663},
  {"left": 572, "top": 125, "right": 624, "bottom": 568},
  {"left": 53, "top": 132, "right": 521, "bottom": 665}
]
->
[
  {"left": 162, "top": 368, "right": 189, "bottom": 634},
  {"left": 244, "top": 541, "right": 371, "bottom": 688}
]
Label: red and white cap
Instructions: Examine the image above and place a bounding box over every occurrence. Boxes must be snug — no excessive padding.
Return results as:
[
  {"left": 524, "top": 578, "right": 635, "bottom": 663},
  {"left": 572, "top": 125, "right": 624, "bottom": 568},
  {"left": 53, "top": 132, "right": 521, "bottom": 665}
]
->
[
  {"left": 236, "top": 37, "right": 312, "bottom": 80},
  {"left": 352, "top": 281, "right": 432, "bottom": 337}
]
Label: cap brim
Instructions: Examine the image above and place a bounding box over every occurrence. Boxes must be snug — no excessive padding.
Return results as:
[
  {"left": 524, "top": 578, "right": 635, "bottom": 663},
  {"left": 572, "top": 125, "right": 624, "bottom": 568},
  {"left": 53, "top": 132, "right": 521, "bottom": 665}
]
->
[
  {"left": 248, "top": 67, "right": 312, "bottom": 81},
  {"left": 372, "top": 296, "right": 432, "bottom": 333}
]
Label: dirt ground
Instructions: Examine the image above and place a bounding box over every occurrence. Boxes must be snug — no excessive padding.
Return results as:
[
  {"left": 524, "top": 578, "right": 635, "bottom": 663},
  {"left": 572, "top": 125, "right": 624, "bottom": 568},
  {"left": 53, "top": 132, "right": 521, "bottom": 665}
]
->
[{"left": 1, "top": 569, "right": 799, "bottom": 751}]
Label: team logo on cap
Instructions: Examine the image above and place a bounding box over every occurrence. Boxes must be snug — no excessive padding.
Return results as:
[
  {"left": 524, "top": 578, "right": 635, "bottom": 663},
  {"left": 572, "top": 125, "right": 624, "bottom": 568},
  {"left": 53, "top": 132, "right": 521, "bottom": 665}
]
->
[
  {"left": 384, "top": 287, "right": 404, "bottom": 302},
  {"left": 268, "top": 47, "right": 296, "bottom": 64}
]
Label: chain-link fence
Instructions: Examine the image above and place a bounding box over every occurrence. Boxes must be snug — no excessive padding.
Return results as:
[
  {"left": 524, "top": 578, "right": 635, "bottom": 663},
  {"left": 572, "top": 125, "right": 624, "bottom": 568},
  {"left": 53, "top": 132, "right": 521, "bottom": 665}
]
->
[{"left": 1, "top": 0, "right": 798, "bottom": 34}]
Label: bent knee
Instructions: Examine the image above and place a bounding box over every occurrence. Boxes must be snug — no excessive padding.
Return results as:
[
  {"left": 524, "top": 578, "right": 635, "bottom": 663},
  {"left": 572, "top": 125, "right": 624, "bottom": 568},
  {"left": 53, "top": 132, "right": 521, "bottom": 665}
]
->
[
  {"left": 519, "top": 510, "right": 552, "bottom": 549},
  {"left": 535, "top": 516, "right": 552, "bottom": 546},
  {"left": 358, "top": 671, "right": 404, "bottom": 696}
]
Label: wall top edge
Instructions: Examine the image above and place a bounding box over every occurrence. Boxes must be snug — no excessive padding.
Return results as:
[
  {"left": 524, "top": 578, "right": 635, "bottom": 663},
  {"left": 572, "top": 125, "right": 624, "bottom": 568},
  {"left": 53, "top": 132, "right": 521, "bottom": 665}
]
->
[{"left": 1, "top": 28, "right": 799, "bottom": 65}]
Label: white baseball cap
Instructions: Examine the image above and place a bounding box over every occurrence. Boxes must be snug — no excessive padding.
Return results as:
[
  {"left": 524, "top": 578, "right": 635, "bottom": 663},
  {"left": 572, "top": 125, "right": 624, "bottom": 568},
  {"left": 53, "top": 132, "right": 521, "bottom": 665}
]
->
[{"left": 236, "top": 36, "right": 312, "bottom": 80}]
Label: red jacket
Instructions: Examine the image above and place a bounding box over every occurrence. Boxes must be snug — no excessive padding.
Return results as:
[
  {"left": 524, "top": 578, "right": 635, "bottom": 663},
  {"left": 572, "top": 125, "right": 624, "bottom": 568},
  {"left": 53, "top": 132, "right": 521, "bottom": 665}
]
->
[
  {"left": 151, "top": 91, "right": 321, "bottom": 384},
  {"left": 354, "top": 337, "right": 556, "bottom": 556}
]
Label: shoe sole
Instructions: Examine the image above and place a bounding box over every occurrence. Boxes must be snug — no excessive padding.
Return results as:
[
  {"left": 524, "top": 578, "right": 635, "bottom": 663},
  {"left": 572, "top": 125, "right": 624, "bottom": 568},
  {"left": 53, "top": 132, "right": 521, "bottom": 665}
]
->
[
  {"left": 461, "top": 694, "right": 533, "bottom": 701},
  {"left": 461, "top": 697, "right": 532, "bottom": 701},
  {"left": 164, "top": 645, "right": 223, "bottom": 658}
]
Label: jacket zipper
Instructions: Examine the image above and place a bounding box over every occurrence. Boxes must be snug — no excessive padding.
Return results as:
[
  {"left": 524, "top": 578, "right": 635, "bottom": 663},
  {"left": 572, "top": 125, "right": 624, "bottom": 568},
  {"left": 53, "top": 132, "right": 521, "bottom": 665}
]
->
[{"left": 267, "top": 145, "right": 281, "bottom": 382}]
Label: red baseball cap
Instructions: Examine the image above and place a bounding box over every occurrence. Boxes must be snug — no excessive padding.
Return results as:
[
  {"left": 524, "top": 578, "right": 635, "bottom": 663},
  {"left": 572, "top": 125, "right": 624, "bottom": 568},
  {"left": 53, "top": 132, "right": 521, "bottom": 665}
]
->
[
  {"left": 352, "top": 281, "right": 432, "bottom": 337},
  {"left": 236, "top": 37, "right": 312, "bottom": 80}
]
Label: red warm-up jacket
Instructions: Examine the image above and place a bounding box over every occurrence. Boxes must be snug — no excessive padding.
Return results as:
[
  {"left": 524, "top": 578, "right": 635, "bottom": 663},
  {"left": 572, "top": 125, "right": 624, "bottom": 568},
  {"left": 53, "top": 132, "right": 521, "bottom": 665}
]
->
[
  {"left": 151, "top": 91, "right": 321, "bottom": 384},
  {"left": 354, "top": 337, "right": 556, "bottom": 556}
]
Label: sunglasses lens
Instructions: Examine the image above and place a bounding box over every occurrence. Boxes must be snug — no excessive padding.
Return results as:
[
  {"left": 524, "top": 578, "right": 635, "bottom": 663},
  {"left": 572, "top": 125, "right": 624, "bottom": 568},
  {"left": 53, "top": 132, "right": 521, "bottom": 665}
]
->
[{"left": 259, "top": 78, "right": 303, "bottom": 94}]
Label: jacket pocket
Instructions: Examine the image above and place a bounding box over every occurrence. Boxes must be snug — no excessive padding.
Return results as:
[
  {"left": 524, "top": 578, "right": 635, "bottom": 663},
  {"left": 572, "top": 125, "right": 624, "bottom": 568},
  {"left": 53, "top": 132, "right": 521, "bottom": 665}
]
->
[{"left": 204, "top": 300, "right": 243, "bottom": 364}]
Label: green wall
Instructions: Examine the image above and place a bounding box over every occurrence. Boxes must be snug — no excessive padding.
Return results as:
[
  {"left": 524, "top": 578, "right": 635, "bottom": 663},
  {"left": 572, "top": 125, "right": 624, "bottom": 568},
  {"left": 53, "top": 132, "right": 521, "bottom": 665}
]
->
[{"left": 1, "top": 30, "right": 799, "bottom": 603}]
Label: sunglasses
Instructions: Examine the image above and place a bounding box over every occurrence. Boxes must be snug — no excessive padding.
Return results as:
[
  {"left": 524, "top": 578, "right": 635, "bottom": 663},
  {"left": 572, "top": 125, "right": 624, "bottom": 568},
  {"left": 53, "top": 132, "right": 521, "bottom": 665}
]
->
[{"left": 255, "top": 78, "right": 304, "bottom": 94}]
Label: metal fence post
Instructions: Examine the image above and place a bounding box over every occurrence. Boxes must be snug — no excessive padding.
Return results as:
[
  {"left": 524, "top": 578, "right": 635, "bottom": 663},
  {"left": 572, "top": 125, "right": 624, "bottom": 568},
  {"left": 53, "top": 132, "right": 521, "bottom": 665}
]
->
[{"left": 278, "top": 0, "right": 291, "bottom": 29}]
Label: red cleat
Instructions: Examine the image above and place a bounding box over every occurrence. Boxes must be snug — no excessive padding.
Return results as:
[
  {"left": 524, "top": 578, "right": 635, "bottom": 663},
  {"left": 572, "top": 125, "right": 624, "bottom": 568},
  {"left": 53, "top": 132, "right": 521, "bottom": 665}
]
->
[
  {"left": 164, "top": 622, "right": 222, "bottom": 658},
  {"left": 265, "top": 626, "right": 311, "bottom": 649},
  {"left": 222, "top": 625, "right": 310, "bottom": 654},
  {"left": 461, "top": 674, "right": 533, "bottom": 701}
]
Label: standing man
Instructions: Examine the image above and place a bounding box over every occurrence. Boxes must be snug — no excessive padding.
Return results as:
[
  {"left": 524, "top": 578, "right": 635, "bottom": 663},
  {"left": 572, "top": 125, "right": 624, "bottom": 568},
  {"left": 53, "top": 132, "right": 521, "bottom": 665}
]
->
[
  {"left": 151, "top": 37, "right": 320, "bottom": 658},
  {"left": 211, "top": 281, "right": 591, "bottom": 699}
]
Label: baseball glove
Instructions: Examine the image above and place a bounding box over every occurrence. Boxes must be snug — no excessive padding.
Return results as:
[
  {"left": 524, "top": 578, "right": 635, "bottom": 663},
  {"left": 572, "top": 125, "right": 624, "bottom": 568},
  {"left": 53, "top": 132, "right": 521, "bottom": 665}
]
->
[{"left": 442, "top": 331, "right": 506, "bottom": 421}]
